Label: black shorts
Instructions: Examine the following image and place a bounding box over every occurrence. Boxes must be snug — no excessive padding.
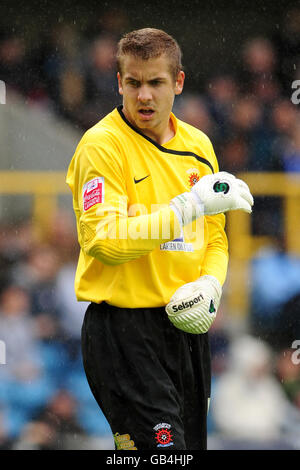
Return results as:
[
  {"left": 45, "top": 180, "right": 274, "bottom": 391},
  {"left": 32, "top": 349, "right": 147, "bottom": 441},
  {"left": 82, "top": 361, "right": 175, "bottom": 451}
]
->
[{"left": 81, "top": 301, "right": 211, "bottom": 450}]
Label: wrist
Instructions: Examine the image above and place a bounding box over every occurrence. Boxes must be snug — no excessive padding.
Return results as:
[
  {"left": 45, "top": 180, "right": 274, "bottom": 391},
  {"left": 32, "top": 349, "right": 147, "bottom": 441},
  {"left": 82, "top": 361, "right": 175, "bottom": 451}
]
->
[
  {"left": 197, "top": 274, "right": 222, "bottom": 298},
  {"left": 170, "top": 191, "right": 204, "bottom": 226},
  {"left": 169, "top": 203, "right": 184, "bottom": 228}
]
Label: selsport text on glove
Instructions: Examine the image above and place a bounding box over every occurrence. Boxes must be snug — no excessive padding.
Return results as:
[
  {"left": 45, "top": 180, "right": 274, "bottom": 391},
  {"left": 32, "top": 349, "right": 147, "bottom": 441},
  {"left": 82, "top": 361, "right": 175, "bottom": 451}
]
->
[
  {"left": 165, "top": 275, "right": 222, "bottom": 334},
  {"left": 170, "top": 171, "right": 254, "bottom": 226}
]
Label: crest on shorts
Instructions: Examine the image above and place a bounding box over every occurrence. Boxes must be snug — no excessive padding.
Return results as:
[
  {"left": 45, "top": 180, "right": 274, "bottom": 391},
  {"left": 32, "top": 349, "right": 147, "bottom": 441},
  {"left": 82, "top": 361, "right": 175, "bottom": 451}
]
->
[
  {"left": 153, "top": 422, "right": 174, "bottom": 447},
  {"left": 114, "top": 432, "right": 137, "bottom": 450}
]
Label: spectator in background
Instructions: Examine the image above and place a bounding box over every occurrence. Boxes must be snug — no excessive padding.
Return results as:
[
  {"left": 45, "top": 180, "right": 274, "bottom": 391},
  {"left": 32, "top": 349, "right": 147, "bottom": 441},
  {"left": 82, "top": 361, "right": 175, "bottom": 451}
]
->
[
  {"left": 0, "top": 231, "right": 111, "bottom": 445},
  {"left": 15, "top": 244, "right": 62, "bottom": 347},
  {"left": 230, "top": 96, "right": 280, "bottom": 172},
  {"left": 0, "top": 220, "right": 38, "bottom": 286},
  {"left": 13, "top": 389, "right": 86, "bottom": 450},
  {"left": 0, "top": 283, "right": 56, "bottom": 439},
  {"left": 270, "top": 99, "right": 300, "bottom": 171},
  {"left": 271, "top": 98, "right": 299, "bottom": 136},
  {"left": 208, "top": 303, "right": 230, "bottom": 378},
  {"left": 0, "top": 411, "right": 13, "bottom": 449},
  {"left": 239, "top": 37, "right": 278, "bottom": 95},
  {"left": 31, "top": 390, "right": 85, "bottom": 449},
  {"left": 224, "top": 96, "right": 257, "bottom": 172},
  {"left": 237, "top": 37, "right": 284, "bottom": 171},
  {"left": 176, "top": 93, "right": 219, "bottom": 142},
  {"left": 0, "top": 34, "right": 30, "bottom": 96},
  {"left": 230, "top": 96, "right": 262, "bottom": 134},
  {"left": 220, "top": 135, "right": 249, "bottom": 174},
  {"left": 250, "top": 242, "right": 300, "bottom": 348},
  {"left": 13, "top": 388, "right": 110, "bottom": 450},
  {"left": 206, "top": 306, "right": 230, "bottom": 436},
  {"left": 240, "top": 38, "right": 281, "bottom": 107},
  {"left": 32, "top": 23, "right": 85, "bottom": 114},
  {"left": 47, "top": 209, "right": 79, "bottom": 264},
  {"left": 7, "top": 213, "right": 85, "bottom": 358},
  {"left": 0, "top": 285, "right": 39, "bottom": 381},
  {"left": 83, "top": 35, "right": 119, "bottom": 124},
  {"left": 206, "top": 74, "right": 239, "bottom": 140},
  {"left": 55, "top": 262, "right": 88, "bottom": 359},
  {"left": 25, "top": 244, "right": 61, "bottom": 316},
  {"left": 211, "top": 335, "right": 300, "bottom": 449},
  {"left": 84, "top": 8, "right": 129, "bottom": 41},
  {"left": 57, "top": 68, "right": 88, "bottom": 130},
  {"left": 12, "top": 419, "right": 57, "bottom": 450},
  {"left": 281, "top": 119, "right": 300, "bottom": 172},
  {"left": 252, "top": 74, "right": 281, "bottom": 107}
]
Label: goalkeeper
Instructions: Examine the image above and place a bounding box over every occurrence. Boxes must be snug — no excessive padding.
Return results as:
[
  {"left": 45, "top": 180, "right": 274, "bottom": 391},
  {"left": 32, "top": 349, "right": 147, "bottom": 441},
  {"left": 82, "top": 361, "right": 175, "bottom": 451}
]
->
[{"left": 66, "top": 28, "right": 253, "bottom": 450}]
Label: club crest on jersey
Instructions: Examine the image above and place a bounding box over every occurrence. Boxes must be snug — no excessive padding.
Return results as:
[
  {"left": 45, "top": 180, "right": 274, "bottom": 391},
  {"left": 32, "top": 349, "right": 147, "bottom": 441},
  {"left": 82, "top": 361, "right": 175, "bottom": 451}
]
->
[
  {"left": 82, "top": 177, "right": 104, "bottom": 211},
  {"left": 153, "top": 423, "right": 174, "bottom": 448},
  {"left": 186, "top": 168, "right": 200, "bottom": 188}
]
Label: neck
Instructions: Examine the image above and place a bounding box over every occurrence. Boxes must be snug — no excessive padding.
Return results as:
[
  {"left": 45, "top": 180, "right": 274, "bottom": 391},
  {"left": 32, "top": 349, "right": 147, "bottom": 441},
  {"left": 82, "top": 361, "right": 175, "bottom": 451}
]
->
[{"left": 142, "top": 118, "right": 175, "bottom": 145}]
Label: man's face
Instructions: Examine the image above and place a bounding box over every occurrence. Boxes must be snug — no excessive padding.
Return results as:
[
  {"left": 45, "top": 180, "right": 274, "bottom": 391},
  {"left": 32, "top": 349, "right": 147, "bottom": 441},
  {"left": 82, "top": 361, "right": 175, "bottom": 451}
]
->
[{"left": 117, "top": 54, "right": 184, "bottom": 139}]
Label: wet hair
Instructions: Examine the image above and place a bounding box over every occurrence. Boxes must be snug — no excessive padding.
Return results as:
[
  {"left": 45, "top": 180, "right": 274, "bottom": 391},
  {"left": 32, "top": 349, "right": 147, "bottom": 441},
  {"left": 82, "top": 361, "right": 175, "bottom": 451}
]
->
[{"left": 117, "top": 28, "right": 183, "bottom": 81}]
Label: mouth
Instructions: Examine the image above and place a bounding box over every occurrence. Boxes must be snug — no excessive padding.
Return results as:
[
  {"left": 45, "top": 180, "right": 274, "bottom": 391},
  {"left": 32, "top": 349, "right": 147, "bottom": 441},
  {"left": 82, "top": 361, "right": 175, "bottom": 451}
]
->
[{"left": 138, "top": 108, "right": 155, "bottom": 120}]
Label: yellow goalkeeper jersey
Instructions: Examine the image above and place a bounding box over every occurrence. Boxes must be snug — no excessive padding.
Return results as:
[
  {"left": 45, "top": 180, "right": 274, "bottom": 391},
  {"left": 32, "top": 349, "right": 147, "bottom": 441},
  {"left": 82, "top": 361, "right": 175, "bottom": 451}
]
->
[{"left": 66, "top": 106, "right": 228, "bottom": 308}]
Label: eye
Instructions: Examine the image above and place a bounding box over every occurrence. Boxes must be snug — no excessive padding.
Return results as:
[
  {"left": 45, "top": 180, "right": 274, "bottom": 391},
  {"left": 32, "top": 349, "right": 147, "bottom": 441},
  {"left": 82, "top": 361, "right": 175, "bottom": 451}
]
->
[
  {"left": 128, "top": 80, "right": 140, "bottom": 88},
  {"left": 150, "top": 80, "right": 162, "bottom": 86}
]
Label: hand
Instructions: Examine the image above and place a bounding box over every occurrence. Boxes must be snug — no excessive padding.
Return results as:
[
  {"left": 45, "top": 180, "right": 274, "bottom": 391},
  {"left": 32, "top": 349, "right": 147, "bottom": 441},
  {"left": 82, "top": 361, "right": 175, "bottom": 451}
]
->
[
  {"left": 191, "top": 171, "right": 254, "bottom": 215},
  {"left": 170, "top": 171, "right": 254, "bottom": 226},
  {"left": 165, "top": 275, "right": 222, "bottom": 334}
]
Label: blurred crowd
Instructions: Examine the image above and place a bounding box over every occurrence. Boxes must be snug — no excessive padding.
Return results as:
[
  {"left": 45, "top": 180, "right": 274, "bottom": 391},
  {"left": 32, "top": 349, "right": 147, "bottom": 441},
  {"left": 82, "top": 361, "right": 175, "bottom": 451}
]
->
[
  {"left": 0, "top": 213, "right": 114, "bottom": 449},
  {"left": 0, "top": 214, "right": 299, "bottom": 450},
  {"left": 0, "top": 6, "right": 300, "bottom": 449},
  {"left": 0, "top": 7, "right": 299, "bottom": 172}
]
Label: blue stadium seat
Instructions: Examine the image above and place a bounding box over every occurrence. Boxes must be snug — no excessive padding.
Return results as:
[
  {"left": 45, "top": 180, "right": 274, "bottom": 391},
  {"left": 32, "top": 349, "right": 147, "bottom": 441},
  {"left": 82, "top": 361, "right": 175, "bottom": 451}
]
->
[
  {"left": 37, "top": 341, "right": 71, "bottom": 387},
  {"left": 5, "top": 375, "right": 56, "bottom": 414}
]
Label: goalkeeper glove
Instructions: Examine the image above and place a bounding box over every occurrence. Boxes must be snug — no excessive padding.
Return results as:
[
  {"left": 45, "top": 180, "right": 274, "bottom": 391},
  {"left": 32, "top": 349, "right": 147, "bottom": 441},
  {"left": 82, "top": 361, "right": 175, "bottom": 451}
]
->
[
  {"left": 170, "top": 171, "right": 253, "bottom": 226},
  {"left": 165, "top": 275, "right": 222, "bottom": 334}
]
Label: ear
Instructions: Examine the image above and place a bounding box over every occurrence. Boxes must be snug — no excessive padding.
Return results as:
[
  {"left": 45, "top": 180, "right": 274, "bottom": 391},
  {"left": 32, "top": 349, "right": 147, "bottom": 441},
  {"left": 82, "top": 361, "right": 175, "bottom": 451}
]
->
[
  {"left": 175, "top": 71, "right": 185, "bottom": 96},
  {"left": 117, "top": 72, "right": 123, "bottom": 95}
]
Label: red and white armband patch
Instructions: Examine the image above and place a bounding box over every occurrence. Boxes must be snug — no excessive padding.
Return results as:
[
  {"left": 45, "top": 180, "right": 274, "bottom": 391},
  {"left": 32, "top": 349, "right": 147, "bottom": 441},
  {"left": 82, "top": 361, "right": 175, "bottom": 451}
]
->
[{"left": 82, "top": 177, "right": 104, "bottom": 211}]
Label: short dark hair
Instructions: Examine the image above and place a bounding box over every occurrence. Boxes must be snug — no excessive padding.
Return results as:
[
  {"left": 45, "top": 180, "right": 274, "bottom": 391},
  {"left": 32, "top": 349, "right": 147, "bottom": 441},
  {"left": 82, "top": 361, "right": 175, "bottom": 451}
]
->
[{"left": 117, "top": 28, "right": 183, "bottom": 81}]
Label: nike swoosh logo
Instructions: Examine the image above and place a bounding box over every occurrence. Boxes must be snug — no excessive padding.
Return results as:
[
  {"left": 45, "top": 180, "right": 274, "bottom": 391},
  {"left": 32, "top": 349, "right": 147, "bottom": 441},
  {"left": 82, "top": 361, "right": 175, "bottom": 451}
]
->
[{"left": 134, "top": 175, "right": 150, "bottom": 184}]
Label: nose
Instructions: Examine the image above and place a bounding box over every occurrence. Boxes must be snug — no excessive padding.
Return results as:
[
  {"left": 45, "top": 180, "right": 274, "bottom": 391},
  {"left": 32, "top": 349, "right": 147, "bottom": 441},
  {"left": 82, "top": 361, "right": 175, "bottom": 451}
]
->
[{"left": 138, "top": 85, "right": 152, "bottom": 102}]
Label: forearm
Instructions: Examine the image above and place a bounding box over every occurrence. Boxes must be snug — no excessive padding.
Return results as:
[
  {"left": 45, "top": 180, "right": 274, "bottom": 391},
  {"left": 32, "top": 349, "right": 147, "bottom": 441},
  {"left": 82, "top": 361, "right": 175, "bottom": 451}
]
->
[
  {"left": 80, "top": 206, "right": 182, "bottom": 265},
  {"left": 201, "top": 213, "right": 229, "bottom": 285},
  {"left": 201, "top": 247, "right": 228, "bottom": 286}
]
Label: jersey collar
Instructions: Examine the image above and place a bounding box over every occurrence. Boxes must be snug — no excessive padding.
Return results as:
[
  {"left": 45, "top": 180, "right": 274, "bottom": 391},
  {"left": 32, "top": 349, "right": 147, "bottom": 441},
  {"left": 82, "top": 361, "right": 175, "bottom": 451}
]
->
[
  {"left": 117, "top": 105, "right": 177, "bottom": 147},
  {"left": 116, "top": 105, "right": 214, "bottom": 174}
]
